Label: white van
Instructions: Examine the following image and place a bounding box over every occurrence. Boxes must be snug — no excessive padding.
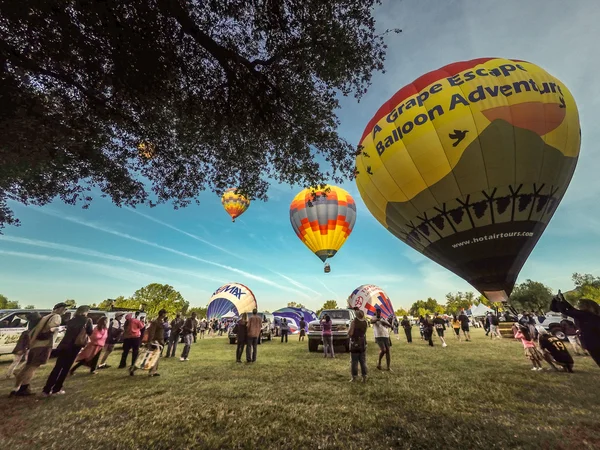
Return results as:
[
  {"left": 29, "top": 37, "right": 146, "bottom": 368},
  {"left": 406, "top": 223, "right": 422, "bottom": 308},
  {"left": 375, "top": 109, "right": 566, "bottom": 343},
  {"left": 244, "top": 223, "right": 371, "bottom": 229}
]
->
[{"left": 0, "top": 309, "right": 146, "bottom": 355}]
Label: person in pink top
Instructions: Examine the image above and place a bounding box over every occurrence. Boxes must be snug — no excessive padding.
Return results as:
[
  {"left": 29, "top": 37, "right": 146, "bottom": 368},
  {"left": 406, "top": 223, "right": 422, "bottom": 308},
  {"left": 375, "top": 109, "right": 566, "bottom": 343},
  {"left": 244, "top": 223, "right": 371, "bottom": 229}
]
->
[
  {"left": 70, "top": 316, "right": 109, "bottom": 375},
  {"left": 321, "top": 314, "right": 334, "bottom": 358},
  {"left": 514, "top": 324, "right": 543, "bottom": 371},
  {"left": 119, "top": 312, "right": 144, "bottom": 370}
]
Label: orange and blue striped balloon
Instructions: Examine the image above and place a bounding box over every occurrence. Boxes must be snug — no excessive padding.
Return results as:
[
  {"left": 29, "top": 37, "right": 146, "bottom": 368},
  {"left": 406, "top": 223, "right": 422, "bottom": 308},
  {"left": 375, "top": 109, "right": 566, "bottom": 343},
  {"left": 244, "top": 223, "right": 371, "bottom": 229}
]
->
[
  {"left": 221, "top": 188, "right": 250, "bottom": 222},
  {"left": 289, "top": 185, "right": 356, "bottom": 263}
]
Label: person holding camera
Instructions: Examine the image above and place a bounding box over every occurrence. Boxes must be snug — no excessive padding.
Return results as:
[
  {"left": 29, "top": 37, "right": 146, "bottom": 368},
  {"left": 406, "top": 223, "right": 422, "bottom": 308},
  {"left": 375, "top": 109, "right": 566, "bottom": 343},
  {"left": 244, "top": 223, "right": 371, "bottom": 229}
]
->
[{"left": 551, "top": 292, "right": 600, "bottom": 368}]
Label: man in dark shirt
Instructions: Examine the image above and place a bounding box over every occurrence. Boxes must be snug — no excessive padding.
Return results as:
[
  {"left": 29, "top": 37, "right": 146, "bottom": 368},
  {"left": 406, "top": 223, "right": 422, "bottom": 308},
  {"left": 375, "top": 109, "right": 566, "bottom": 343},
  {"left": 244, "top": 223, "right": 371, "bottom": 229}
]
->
[
  {"left": 400, "top": 316, "right": 412, "bottom": 343},
  {"left": 180, "top": 312, "right": 198, "bottom": 361},
  {"left": 458, "top": 310, "right": 471, "bottom": 341},
  {"left": 539, "top": 332, "right": 574, "bottom": 372},
  {"left": 42, "top": 305, "right": 93, "bottom": 396},
  {"left": 433, "top": 313, "right": 448, "bottom": 347},
  {"left": 298, "top": 318, "right": 306, "bottom": 342}
]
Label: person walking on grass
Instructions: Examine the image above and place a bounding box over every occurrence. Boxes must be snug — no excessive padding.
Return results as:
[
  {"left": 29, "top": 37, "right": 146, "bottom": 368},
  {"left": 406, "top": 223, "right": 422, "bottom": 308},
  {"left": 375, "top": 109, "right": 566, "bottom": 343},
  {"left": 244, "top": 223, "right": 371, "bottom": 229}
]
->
[
  {"left": 131, "top": 309, "right": 166, "bottom": 377},
  {"left": 5, "top": 312, "right": 41, "bottom": 379},
  {"left": 488, "top": 313, "right": 502, "bottom": 339},
  {"left": 538, "top": 329, "right": 574, "bottom": 373},
  {"left": 458, "top": 309, "right": 471, "bottom": 341},
  {"left": 11, "top": 303, "right": 67, "bottom": 397},
  {"left": 70, "top": 316, "right": 108, "bottom": 375},
  {"left": 42, "top": 306, "right": 93, "bottom": 396},
  {"left": 299, "top": 318, "right": 306, "bottom": 342},
  {"left": 235, "top": 313, "right": 248, "bottom": 363},
  {"left": 180, "top": 312, "right": 198, "bottom": 362},
  {"left": 321, "top": 314, "right": 334, "bottom": 358},
  {"left": 280, "top": 318, "right": 290, "bottom": 343},
  {"left": 421, "top": 315, "right": 434, "bottom": 347},
  {"left": 372, "top": 309, "right": 392, "bottom": 371},
  {"left": 160, "top": 316, "right": 170, "bottom": 356},
  {"left": 246, "top": 309, "right": 262, "bottom": 363},
  {"left": 166, "top": 313, "right": 184, "bottom": 358},
  {"left": 433, "top": 313, "right": 448, "bottom": 348},
  {"left": 391, "top": 316, "right": 400, "bottom": 341},
  {"left": 514, "top": 324, "right": 544, "bottom": 371},
  {"left": 349, "top": 310, "right": 368, "bottom": 382},
  {"left": 119, "top": 312, "right": 144, "bottom": 369},
  {"left": 400, "top": 315, "right": 412, "bottom": 343},
  {"left": 97, "top": 313, "right": 124, "bottom": 369},
  {"left": 199, "top": 319, "right": 207, "bottom": 339},
  {"left": 451, "top": 315, "right": 462, "bottom": 342}
]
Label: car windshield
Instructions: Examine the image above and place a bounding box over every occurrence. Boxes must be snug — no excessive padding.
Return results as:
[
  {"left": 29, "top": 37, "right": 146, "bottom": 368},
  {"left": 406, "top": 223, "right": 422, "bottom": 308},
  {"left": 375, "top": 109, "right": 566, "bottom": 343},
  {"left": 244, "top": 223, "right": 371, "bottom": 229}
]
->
[{"left": 319, "top": 310, "right": 350, "bottom": 320}]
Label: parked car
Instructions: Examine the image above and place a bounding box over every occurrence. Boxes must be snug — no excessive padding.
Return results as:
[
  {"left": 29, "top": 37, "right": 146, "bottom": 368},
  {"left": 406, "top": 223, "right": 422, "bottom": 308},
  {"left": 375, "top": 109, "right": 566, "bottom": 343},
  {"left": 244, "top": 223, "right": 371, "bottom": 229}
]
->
[
  {"left": 228, "top": 312, "right": 273, "bottom": 344},
  {"left": 533, "top": 312, "right": 573, "bottom": 340},
  {"left": 307, "top": 309, "right": 355, "bottom": 352}
]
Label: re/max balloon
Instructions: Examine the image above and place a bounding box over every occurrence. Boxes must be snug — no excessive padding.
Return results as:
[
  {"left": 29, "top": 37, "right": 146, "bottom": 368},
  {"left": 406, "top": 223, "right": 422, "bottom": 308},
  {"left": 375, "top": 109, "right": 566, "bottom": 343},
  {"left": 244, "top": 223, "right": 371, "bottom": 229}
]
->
[
  {"left": 348, "top": 284, "right": 395, "bottom": 318},
  {"left": 356, "top": 58, "right": 580, "bottom": 302},
  {"left": 207, "top": 283, "right": 257, "bottom": 320},
  {"left": 221, "top": 188, "right": 250, "bottom": 222},
  {"left": 289, "top": 185, "right": 357, "bottom": 269}
]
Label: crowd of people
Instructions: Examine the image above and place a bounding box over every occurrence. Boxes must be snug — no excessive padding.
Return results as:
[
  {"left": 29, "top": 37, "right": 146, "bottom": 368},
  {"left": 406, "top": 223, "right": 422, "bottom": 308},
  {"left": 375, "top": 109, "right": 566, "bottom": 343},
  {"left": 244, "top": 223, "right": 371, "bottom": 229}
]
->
[{"left": 5, "top": 293, "right": 600, "bottom": 396}]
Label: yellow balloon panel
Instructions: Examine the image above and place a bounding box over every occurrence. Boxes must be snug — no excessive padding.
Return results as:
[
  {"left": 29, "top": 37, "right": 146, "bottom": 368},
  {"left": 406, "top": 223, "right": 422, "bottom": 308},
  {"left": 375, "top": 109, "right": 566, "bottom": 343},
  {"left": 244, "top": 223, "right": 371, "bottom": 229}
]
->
[{"left": 357, "top": 57, "right": 580, "bottom": 299}]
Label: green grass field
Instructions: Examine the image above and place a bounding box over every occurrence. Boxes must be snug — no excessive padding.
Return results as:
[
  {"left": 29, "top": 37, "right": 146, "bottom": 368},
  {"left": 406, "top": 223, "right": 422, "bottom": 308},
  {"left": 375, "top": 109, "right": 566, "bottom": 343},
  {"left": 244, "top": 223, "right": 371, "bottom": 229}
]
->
[{"left": 1, "top": 329, "right": 599, "bottom": 450}]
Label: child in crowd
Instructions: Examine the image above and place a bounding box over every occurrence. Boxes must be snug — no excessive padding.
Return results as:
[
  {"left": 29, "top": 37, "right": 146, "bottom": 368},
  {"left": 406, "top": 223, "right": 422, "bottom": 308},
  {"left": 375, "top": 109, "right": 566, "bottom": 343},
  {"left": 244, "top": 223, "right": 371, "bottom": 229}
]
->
[{"left": 514, "top": 324, "right": 543, "bottom": 371}]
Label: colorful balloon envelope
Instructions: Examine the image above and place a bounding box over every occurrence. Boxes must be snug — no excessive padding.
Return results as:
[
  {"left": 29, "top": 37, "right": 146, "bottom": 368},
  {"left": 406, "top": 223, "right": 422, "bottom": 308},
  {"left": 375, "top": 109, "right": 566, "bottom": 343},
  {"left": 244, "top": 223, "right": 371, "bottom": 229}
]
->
[
  {"left": 207, "top": 282, "right": 257, "bottom": 320},
  {"left": 289, "top": 185, "right": 357, "bottom": 270},
  {"left": 356, "top": 58, "right": 580, "bottom": 301},
  {"left": 348, "top": 284, "right": 395, "bottom": 318},
  {"left": 273, "top": 306, "right": 318, "bottom": 332},
  {"left": 221, "top": 188, "right": 250, "bottom": 222}
]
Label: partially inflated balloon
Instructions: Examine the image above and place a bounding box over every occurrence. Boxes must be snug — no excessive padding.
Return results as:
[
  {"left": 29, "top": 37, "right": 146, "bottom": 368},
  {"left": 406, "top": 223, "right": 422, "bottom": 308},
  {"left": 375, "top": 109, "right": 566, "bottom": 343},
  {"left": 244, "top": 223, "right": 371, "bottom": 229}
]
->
[
  {"left": 290, "top": 185, "right": 357, "bottom": 267},
  {"left": 221, "top": 188, "right": 250, "bottom": 222},
  {"left": 348, "top": 284, "right": 395, "bottom": 318},
  {"left": 207, "top": 282, "right": 257, "bottom": 320},
  {"left": 356, "top": 58, "right": 580, "bottom": 301}
]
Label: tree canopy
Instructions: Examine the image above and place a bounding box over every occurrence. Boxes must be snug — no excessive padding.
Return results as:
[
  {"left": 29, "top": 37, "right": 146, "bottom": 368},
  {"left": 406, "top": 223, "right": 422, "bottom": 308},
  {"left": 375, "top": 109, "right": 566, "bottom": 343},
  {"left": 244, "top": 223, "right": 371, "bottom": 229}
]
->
[
  {"left": 188, "top": 306, "right": 207, "bottom": 319},
  {"left": 131, "top": 283, "right": 189, "bottom": 317},
  {"left": 0, "top": 294, "right": 19, "bottom": 309},
  {"left": 409, "top": 298, "right": 443, "bottom": 317},
  {"left": 0, "top": 0, "right": 398, "bottom": 231},
  {"left": 394, "top": 308, "right": 409, "bottom": 317},
  {"left": 316, "top": 299, "right": 338, "bottom": 316},
  {"left": 444, "top": 292, "right": 475, "bottom": 315},
  {"left": 508, "top": 279, "right": 553, "bottom": 313},
  {"left": 565, "top": 273, "right": 600, "bottom": 305}
]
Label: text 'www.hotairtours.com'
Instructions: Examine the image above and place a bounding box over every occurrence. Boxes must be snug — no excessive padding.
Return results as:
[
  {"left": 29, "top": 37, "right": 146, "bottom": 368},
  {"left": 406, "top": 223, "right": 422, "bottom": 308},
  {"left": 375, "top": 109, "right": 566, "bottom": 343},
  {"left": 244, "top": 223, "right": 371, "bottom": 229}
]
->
[{"left": 452, "top": 231, "right": 535, "bottom": 248}]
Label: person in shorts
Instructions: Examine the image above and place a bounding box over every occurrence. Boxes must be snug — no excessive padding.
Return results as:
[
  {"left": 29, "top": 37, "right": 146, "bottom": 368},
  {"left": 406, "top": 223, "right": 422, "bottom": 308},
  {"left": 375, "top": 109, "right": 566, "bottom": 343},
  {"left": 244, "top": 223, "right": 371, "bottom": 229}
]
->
[
  {"left": 371, "top": 309, "right": 392, "bottom": 371},
  {"left": 458, "top": 309, "right": 471, "bottom": 341},
  {"left": 298, "top": 318, "right": 306, "bottom": 342},
  {"left": 433, "top": 313, "right": 448, "bottom": 347},
  {"left": 538, "top": 330, "right": 574, "bottom": 372},
  {"left": 451, "top": 315, "right": 462, "bottom": 341}
]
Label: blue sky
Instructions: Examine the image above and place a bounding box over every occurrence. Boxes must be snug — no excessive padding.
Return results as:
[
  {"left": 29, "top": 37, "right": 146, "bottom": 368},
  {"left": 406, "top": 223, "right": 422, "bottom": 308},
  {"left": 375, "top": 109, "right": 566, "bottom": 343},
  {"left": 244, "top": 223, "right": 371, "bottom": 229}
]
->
[{"left": 1, "top": 0, "right": 600, "bottom": 312}]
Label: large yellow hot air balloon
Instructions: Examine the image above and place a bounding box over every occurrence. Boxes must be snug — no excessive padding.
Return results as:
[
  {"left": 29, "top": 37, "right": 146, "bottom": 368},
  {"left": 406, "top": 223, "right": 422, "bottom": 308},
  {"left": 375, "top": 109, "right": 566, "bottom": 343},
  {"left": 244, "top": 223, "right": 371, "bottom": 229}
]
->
[
  {"left": 290, "top": 185, "right": 357, "bottom": 272},
  {"left": 221, "top": 188, "right": 250, "bottom": 222},
  {"left": 356, "top": 58, "right": 580, "bottom": 302}
]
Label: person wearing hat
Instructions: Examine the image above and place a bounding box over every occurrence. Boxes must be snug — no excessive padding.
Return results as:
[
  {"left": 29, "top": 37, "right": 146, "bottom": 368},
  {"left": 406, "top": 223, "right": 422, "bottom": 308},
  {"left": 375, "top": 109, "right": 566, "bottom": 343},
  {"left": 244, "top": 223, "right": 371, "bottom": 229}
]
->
[
  {"left": 97, "top": 312, "right": 125, "bottom": 369},
  {"left": 42, "top": 305, "right": 93, "bottom": 396},
  {"left": 10, "top": 303, "right": 68, "bottom": 397}
]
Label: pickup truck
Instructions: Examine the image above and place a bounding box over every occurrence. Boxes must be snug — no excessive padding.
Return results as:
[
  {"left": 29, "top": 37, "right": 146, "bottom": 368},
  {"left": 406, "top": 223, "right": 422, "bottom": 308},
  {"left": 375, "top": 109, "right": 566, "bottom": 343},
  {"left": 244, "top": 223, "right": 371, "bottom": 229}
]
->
[{"left": 307, "top": 309, "right": 355, "bottom": 352}]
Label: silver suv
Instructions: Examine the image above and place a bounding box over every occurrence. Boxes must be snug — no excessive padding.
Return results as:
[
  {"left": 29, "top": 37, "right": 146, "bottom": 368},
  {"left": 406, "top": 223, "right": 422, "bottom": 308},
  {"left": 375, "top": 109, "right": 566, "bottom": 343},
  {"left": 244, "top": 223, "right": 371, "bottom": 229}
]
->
[{"left": 307, "top": 309, "right": 355, "bottom": 352}]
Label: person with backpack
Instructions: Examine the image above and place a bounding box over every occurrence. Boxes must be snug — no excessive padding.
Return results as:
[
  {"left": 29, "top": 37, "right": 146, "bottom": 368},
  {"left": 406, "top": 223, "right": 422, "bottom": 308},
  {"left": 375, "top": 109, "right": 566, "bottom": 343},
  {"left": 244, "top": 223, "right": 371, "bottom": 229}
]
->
[
  {"left": 349, "top": 309, "right": 368, "bottom": 382},
  {"left": 489, "top": 313, "right": 502, "bottom": 339},
  {"left": 96, "top": 313, "right": 125, "bottom": 369},
  {"left": 11, "top": 303, "right": 68, "bottom": 397},
  {"left": 119, "top": 312, "right": 144, "bottom": 369},
  {"left": 42, "top": 305, "right": 93, "bottom": 396},
  {"left": 372, "top": 309, "right": 392, "bottom": 371},
  {"left": 458, "top": 309, "right": 471, "bottom": 341}
]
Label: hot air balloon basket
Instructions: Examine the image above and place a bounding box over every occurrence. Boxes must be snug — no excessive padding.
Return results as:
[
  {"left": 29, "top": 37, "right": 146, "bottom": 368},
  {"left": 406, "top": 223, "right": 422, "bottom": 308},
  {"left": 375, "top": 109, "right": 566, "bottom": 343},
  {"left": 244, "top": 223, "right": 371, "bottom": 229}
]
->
[{"left": 324, "top": 264, "right": 331, "bottom": 273}]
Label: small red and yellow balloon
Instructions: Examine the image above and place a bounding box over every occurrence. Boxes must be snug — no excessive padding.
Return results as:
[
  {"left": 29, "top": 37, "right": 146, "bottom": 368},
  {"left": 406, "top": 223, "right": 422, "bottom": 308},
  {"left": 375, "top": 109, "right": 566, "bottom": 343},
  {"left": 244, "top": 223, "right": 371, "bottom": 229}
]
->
[{"left": 221, "top": 188, "right": 250, "bottom": 222}]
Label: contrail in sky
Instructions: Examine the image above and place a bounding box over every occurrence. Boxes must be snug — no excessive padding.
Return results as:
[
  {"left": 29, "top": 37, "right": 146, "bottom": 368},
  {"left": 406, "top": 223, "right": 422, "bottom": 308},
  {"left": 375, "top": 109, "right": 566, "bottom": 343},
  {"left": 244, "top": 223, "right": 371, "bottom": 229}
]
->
[
  {"left": 0, "top": 235, "right": 225, "bottom": 285},
  {"left": 315, "top": 279, "right": 338, "bottom": 298},
  {"left": 35, "top": 209, "right": 311, "bottom": 298}
]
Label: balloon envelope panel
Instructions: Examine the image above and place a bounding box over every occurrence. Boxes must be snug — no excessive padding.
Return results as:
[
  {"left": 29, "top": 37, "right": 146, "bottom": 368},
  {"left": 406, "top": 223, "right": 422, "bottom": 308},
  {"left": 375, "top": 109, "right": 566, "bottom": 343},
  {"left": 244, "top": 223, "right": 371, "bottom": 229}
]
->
[
  {"left": 348, "top": 284, "right": 395, "bottom": 318},
  {"left": 356, "top": 58, "right": 580, "bottom": 300},
  {"left": 207, "top": 283, "right": 257, "bottom": 320},
  {"left": 290, "top": 185, "right": 357, "bottom": 262}
]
